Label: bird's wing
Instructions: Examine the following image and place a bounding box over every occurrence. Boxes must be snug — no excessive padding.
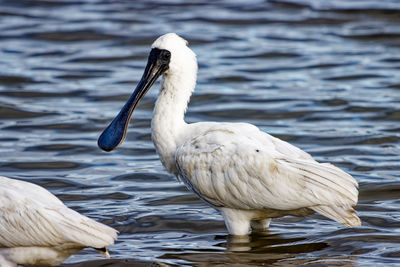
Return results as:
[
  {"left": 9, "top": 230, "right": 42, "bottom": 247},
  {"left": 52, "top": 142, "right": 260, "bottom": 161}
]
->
[
  {"left": 0, "top": 176, "right": 117, "bottom": 249},
  {"left": 175, "top": 124, "right": 358, "bottom": 212}
]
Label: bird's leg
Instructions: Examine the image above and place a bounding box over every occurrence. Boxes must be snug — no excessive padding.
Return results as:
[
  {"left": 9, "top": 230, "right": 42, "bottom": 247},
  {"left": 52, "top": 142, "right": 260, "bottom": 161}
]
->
[
  {"left": 250, "top": 218, "right": 271, "bottom": 232},
  {"left": 220, "top": 208, "right": 251, "bottom": 236}
]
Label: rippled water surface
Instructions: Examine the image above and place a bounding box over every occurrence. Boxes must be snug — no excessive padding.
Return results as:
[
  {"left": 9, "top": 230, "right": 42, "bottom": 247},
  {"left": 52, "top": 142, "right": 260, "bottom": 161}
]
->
[{"left": 1, "top": 0, "right": 400, "bottom": 266}]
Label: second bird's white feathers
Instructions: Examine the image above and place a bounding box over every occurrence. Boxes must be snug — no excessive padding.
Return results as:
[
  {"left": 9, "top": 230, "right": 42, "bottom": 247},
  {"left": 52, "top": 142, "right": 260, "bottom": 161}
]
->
[{"left": 0, "top": 176, "right": 117, "bottom": 266}]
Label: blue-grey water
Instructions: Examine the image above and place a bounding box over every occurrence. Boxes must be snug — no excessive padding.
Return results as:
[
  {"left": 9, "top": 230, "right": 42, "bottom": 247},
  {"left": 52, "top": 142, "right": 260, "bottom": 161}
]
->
[{"left": 0, "top": 0, "right": 400, "bottom": 266}]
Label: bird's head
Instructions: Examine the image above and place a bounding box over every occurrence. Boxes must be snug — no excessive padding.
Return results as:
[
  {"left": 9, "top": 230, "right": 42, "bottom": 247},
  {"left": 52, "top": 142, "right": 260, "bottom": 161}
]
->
[
  {"left": 151, "top": 33, "right": 197, "bottom": 78},
  {"left": 98, "top": 33, "right": 195, "bottom": 152}
]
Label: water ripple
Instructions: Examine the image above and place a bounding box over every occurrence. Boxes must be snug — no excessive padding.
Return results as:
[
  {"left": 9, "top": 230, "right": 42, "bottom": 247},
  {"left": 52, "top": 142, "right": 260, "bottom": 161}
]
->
[{"left": 0, "top": 0, "right": 399, "bottom": 265}]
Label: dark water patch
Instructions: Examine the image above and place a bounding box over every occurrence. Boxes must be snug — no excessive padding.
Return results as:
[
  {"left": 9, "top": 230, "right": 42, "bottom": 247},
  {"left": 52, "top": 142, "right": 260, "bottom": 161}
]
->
[
  {"left": 122, "top": 184, "right": 187, "bottom": 194},
  {"left": 58, "top": 192, "right": 131, "bottom": 202},
  {"left": 62, "top": 259, "right": 154, "bottom": 267},
  {"left": 113, "top": 147, "right": 156, "bottom": 157},
  {"left": 125, "top": 131, "right": 152, "bottom": 142},
  {"left": 0, "top": 89, "right": 87, "bottom": 98},
  {"left": 92, "top": 94, "right": 132, "bottom": 102},
  {"left": 324, "top": 74, "right": 387, "bottom": 81},
  {"left": 372, "top": 109, "right": 400, "bottom": 120},
  {"left": 384, "top": 127, "right": 400, "bottom": 133},
  {"left": 0, "top": 75, "right": 37, "bottom": 84},
  {"left": 0, "top": 9, "right": 42, "bottom": 19},
  {"left": 290, "top": 0, "right": 400, "bottom": 13},
  {"left": 55, "top": 68, "right": 112, "bottom": 76},
  {"left": 272, "top": 133, "right": 301, "bottom": 143},
  {"left": 353, "top": 165, "right": 374, "bottom": 172},
  {"left": 290, "top": 17, "right": 350, "bottom": 26},
  {"left": 282, "top": 134, "right": 386, "bottom": 147},
  {"left": 4, "top": 0, "right": 85, "bottom": 8},
  {"left": 46, "top": 178, "right": 95, "bottom": 188},
  {"left": 28, "top": 50, "right": 72, "bottom": 57},
  {"left": 112, "top": 172, "right": 172, "bottom": 183},
  {"left": 111, "top": 80, "right": 140, "bottom": 85},
  {"left": 239, "top": 65, "right": 303, "bottom": 73},
  {"left": 148, "top": 194, "right": 202, "bottom": 206},
  {"left": 251, "top": 241, "right": 328, "bottom": 254},
  {"left": 381, "top": 57, "right": 400, "bottom": 63},
  {"left": 310, "top": 147, "right": 371, "bottom": 157},
  {"left": 0, "top": 161, "right": 89, "bottom": 171},
  {"left": 203, "top": 109, "right": 310, "bottom": 120},
  {"left": 22, "top": 177, "right": 99, "bottom": 191},
  {"left": 29, "top": 30, "right": 123, "bottom": 42},
  {"left": 388, "top": 83, "right": 400, "bottom": 89},
  {"left": 226, "top": 51, "right": 301, "bottom": 59},
  {"left": 265, "top": 34, "right": 319, "bottom": 43},
  {"left": 159, "top": 240, "right": 329, "bottom": 265},
  {"left": 354, "top": 135, "right": 399, "bottom": 145},
  {"left": 107, "top": 17, "right": 148, "bottom": 25},
  {"left": 190, "top": 93, "right": 225, "bottom": 104},
  {"left": 24, "top": 143, "right": 96, "bottom": 155},
  {"left": 211, "top": 75, "right": 254, "bottom": 83},
  {"left": 6, "top": 122, "right": 98, "bottom": 132},
  {"left": 55, "top": 73, "right": 105, "bottom": 80},
  {"left": 122, "top": 215, "right": 226, "bottom": 235},
  {"left": 2, "top": 49, "right": 24, "bottom": 55},
  {"left": 268, "top": 0, "right": 309, "bottom": 10},
  {"left": 329, "top": 233, "right": 400, "bottom": 244},
  {"left": 320, "top": 98, "right": 348, "bottom": 106},
  {"left": 115, "top": 37, "right": 165, "bottom": 47},
  {"left": 362, "top": 216, "right": 400, "bottom": 229},
  {"left": 67, "top": 54, "right": 144, "bottom": 63},
  {"left": 0, "top": 105, "right": 57, "bottom": 119},
  {"left": 30, "top": 66, "right": 70, "bottom": 72},
  {"left": 339, "top": 32, "right": 400, "bottom": 41},
  {"left": 382, "top": 251, "right": 400, "bottom": 258},
  {"left": 184, "top": 17, "right": 274, "bottom": 26},
  {"left": 0, "top": 137, "right": 19, "bottom": 142},
  {"left": 345, "top": 106, "right": 386, "bottom": 113},
  {"left": 306, "top": 62, "right": 348, "bottom": 69},
  {"left": 359, "top": 182, "right": 400, "bottom": 201}
]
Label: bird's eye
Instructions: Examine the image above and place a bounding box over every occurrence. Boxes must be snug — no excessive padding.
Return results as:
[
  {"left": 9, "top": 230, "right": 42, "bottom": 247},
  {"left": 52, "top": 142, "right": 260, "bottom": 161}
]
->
[{"left": 162, "top": 51, "right": 171, "bottom": 61}]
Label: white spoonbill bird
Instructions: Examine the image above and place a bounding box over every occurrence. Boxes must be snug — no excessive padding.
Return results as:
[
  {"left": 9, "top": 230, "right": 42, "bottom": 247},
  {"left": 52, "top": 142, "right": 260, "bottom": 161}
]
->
[
  {"left": 98, "top": 33, "right": 361, "bottom": 235},
  {"left": 0, "top": 176, "right": 117, "bottom": 267}
]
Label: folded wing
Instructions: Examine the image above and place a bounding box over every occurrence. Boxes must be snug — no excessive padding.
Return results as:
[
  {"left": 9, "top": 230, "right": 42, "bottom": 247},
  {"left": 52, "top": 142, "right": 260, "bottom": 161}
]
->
[{"left": 175, "top": 123, "right": 360, "bottom": 226}]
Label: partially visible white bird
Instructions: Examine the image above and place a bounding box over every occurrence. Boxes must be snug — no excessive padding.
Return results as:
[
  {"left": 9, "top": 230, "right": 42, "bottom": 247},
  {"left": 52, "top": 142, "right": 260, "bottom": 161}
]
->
[
  {"left": 98, "top": 33, "right": 361, "bottom": 236},
  {"left": 0, "top": 176, "right": 118, "bottom": 267}
]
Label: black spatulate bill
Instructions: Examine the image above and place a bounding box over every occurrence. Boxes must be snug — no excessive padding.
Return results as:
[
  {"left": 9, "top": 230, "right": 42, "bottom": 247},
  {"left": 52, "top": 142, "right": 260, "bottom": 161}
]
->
[{"left": 98, "top": 48, "right": 171, "bottom": 151}]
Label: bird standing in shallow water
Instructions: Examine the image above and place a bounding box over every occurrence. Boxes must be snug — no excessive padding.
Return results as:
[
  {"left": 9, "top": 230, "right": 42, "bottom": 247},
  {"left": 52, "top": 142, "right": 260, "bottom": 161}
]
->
[
  {"left": 0, "top": 176, "right": 117, "bottom": 267},
  {"left": 98, "top": 33, "right": 361, "bottom": 236}
]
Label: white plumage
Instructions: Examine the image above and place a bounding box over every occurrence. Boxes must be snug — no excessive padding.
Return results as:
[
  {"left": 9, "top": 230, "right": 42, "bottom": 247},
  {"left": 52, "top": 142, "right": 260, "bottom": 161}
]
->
[
  {"left": 0, "top": 176, "right": 118, "bottom": 266},
  {"left": 99, "top": 33, "right": 361, "bottom": 236}
]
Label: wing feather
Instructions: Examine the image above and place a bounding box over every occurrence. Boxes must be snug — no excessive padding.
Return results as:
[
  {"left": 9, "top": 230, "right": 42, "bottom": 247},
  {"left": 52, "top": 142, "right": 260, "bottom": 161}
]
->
[{"left": 176, "top": 124, "right": 359, "bottom": 224}]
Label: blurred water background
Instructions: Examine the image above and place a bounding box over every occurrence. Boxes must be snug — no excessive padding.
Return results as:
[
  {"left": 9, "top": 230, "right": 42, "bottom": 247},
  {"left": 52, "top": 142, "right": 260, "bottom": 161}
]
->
[{"left": 0, "top": 0, "right": 400, "bottom": 265}]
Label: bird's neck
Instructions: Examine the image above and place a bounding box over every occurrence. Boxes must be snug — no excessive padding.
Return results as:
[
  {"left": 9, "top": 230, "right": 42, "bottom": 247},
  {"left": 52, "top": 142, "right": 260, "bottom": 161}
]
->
[{"left": 151, "top": 69, "right": 197, "bottom": 174}]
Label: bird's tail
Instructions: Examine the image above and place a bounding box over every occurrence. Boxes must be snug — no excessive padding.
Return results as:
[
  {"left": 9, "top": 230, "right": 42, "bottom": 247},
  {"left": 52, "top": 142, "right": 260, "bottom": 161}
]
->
[{"left": 311, "top": 205, "right": 361, "bottom": 227}]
